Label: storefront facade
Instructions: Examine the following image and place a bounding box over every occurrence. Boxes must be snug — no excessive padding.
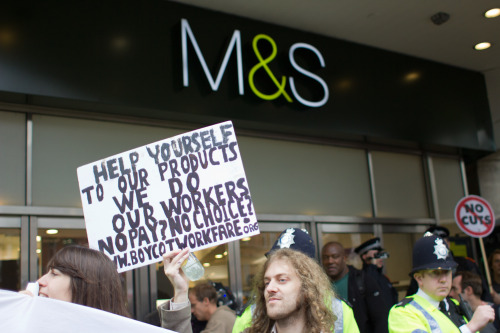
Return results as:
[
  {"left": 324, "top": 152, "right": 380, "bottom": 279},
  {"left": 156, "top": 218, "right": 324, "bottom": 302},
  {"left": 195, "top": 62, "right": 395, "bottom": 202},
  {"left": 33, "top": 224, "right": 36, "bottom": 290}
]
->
[{"left": 0, "top": 0, "right": 495, "bottom": 321}]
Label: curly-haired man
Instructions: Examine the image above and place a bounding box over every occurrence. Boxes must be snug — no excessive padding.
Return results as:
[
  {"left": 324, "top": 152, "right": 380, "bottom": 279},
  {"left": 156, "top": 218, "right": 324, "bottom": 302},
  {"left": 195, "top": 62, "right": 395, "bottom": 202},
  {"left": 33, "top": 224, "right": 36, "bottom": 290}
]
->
[{"left": 246, "top": 248, "right": 337, "bottom": 333}]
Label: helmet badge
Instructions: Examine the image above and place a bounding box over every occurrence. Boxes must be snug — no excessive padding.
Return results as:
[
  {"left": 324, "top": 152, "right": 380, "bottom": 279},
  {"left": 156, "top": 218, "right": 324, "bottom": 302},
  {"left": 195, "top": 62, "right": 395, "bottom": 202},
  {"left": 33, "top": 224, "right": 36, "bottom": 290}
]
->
[
  {"left": 278, "top": 228, "right": 296, "bottom": 249},
  {"left": 433, "top": 238, "right": 448, "bottom": 260}
]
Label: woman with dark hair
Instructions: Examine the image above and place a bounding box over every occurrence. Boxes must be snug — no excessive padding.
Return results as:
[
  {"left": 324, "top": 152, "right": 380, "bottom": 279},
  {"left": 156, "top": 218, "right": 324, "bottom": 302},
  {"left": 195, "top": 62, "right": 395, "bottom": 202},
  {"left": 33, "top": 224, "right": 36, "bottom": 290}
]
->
[{"left": 29, "top": 245, "right": 130, "bottom": 317}]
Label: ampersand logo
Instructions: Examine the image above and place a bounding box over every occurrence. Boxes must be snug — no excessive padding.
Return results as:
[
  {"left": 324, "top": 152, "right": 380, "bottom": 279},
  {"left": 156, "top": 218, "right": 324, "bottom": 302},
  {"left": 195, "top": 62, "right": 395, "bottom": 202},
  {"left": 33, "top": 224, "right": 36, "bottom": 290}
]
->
[
  {"left": 181, "top": 19, "right": 329, "bottom": 108},
  {"left": 248, "top": 34, "right": 293, "bottom": 103}
]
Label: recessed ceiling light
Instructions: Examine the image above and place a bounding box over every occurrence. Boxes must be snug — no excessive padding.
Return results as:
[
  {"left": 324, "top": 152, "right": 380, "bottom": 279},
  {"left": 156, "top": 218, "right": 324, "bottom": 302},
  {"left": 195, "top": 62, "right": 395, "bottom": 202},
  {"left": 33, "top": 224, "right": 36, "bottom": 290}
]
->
[
  {"left": 404, "top": 72, "right": 420, "bottom": 83},
  {"left": 215, "top": 254, "right": 223, "bottom": 259},
  {"left": 46, "top": 229, "right": 59, "bottom": 235},
  {"left": 485, "top": 8, "right": 500, "bottom": 18},
  {"left": 241, "top": 237, "right": 251, "bottom": 242},
  {"left": 474, "top": 42, "right": 492, "bottom": 50},
  {"left": 203, "top": 262, "right": 210, "bottom": 267}
]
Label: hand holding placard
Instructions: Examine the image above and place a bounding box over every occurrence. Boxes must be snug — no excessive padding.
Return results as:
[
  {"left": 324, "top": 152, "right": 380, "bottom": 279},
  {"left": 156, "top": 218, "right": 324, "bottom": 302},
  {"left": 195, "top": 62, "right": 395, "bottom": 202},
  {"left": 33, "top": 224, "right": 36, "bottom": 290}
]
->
[{"left": 162, "top": 249, "right": 190, "bottom": 303}]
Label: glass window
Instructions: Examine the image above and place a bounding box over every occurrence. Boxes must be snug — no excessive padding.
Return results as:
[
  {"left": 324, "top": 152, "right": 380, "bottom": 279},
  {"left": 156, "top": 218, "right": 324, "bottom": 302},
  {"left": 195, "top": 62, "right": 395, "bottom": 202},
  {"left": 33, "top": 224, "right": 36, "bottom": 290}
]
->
[
  {"left": 238, "top": 137, "right": 372, "bottom": 217},
  {"left": 31, "top": 115, "right": 184, "bottom": 207},
  {"left": 381, "top": 225, "right": 427, "bottom": 301},
  {"left": 0, "top": 111, "right": 25, "bottom": 205},
  {"left": 36, "top": 226, "right": 130, "bottom": 313},
  {"left": 37, "top": 228, "right": 88, "bottom": 276},
  {"left": 0, "top": 228, "right": 21, "bottom": 291},
  {"left": 239, "top": 231, "right": 281, "bottom": 304},
  {"left": 320, "top": 224, "right": 375, "bottom": 270},
  {"left": 432, "top": 157, "right": 465, "bottom": 222},
  {"left": 371, "top": 151, "right": 429, "bottom": 218}
]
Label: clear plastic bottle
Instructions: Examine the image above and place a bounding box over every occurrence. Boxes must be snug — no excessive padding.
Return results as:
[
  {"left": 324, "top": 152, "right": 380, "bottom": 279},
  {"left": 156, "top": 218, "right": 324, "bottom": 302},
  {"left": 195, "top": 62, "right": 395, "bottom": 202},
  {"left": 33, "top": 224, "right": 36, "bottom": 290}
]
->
[{"left": 181, "top": 252, "right": 205, "bottom": 281}]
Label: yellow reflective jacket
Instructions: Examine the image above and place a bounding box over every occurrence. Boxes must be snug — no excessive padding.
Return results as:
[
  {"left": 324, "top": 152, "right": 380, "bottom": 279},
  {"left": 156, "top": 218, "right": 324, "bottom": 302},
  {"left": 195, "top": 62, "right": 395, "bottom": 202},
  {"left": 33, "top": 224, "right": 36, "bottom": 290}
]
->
[
  {"left": 231, "top": 297, "right": 360, "bottom": 333},
  {"left": 388, "top": 295, "right": 467, "bottom": 333}
]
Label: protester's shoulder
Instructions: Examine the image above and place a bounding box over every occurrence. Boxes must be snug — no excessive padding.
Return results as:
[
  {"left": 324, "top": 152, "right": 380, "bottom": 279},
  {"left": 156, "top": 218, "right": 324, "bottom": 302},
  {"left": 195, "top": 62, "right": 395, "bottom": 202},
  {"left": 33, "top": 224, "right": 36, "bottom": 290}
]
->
[
  {"left": 207, "top": 307, "right": 236, "bottom": 333},
  {"left": 215, "top": 305, "right": 236, "bottom": 318}
]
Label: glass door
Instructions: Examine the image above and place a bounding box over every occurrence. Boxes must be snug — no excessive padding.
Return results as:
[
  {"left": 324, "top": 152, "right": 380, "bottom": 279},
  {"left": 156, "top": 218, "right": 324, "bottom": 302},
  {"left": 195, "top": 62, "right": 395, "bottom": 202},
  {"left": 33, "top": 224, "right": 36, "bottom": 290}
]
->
[
  {"left": 318, "top": 223, "right": 375, "bottom": 270},
  {"left": 318, "top": 223, "right": 426, "bottom": 301},
  {"left": 380, "top": 224, "right": 427, "bottom": 300},
  {"left": 35, "top": 217, "right": 133, "bottom": 317},
  {"left": 0, "top": 217, "right": 21, "bottom": 291}
]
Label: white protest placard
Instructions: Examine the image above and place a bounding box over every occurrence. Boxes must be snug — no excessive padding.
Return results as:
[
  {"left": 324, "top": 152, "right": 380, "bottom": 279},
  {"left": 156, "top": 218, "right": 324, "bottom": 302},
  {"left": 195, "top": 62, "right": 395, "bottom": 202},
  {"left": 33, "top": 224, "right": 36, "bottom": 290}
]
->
[
  {"left": 77, "top": 121, "right": 259, "bottom": 272},
  {"left": 0, "top": 290, "right": 173, "bottom": 333}
]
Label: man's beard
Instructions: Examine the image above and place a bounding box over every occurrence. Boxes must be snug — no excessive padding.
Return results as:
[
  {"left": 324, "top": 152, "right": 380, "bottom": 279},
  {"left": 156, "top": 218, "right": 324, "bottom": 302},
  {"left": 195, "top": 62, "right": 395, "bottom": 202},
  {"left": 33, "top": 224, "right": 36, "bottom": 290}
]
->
[{"left": 267, "top": 294, "right": 304, "bottom": 321}]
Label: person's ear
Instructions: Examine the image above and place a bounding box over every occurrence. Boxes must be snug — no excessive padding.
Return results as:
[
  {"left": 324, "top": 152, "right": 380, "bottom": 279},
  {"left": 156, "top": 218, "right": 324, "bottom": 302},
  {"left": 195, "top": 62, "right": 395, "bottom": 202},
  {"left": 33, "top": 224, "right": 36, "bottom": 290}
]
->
[
  {"left": 414, "top": 272, "right": 423, "bottom": 286},
  {"left": 463, "top": 286, "right": 473, "bottom": 296},
  {"left": 203, "top": 297, "right": 210, "bottom": 305}
]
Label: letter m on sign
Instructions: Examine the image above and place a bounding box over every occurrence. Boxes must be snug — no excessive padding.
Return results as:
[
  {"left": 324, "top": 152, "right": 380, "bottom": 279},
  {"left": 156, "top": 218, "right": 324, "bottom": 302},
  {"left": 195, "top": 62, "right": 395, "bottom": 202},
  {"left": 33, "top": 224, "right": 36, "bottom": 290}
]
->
[{"left": 181, "top": 18, "right": 244, "bottom": 95}]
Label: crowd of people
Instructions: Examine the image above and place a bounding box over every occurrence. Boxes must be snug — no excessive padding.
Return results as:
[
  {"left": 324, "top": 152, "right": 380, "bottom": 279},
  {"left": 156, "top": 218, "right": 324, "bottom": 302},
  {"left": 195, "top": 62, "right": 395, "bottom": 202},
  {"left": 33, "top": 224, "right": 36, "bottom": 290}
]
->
[{"left": 16, "top": 226, "right": 500, "bottom": 333}]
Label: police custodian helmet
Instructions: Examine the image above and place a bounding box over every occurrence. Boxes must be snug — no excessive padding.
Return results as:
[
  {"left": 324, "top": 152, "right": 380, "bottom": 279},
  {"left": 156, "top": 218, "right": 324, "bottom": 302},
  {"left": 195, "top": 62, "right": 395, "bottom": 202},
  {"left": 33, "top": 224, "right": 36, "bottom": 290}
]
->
[
  {"left": 266, "top": 228, "right": 315, "bottom": 259},
  {"left": 411, "top": 232, "right": 457, "bottom": 275}
]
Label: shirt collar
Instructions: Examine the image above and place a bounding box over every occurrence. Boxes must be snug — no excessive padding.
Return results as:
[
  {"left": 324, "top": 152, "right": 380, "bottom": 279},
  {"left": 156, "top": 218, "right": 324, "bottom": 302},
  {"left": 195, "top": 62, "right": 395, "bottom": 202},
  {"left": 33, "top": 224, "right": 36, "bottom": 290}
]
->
[{"left": 416, "top": 288, "right": 441, "bottom": 309}]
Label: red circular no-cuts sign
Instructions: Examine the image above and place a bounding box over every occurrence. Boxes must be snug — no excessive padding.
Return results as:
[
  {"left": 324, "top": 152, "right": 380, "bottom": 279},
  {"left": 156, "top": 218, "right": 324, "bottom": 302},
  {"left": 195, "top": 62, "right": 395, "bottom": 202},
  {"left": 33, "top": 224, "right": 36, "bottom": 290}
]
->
[{"left": 454, "top": 195, "right": 496, "bottom": 238}]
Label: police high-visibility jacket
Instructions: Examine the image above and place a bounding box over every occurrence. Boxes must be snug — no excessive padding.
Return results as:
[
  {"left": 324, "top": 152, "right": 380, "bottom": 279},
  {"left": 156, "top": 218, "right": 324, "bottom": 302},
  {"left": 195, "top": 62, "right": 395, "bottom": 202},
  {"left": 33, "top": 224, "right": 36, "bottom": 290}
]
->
[
  {"left": 388, "top": 294, "right": 467, "bottom": 333},
  {"left": 232, "top": 297, "right": 360, "bottom": 333}
]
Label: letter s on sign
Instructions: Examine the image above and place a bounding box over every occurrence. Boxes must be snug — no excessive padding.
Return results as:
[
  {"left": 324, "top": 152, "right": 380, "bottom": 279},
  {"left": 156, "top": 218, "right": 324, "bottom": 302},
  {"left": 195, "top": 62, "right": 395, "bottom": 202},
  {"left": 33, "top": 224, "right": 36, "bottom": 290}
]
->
[{"left": 288, "top": 43, "right": 329, "bottom": 108}]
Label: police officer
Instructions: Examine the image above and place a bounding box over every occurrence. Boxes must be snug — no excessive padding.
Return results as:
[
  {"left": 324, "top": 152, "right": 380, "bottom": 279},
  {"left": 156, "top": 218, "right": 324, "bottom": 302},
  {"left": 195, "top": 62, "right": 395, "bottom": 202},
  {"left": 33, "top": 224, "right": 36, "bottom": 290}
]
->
[
  {"left": 355, "top": 237, "right": 398, "bottom": 306},
  {"left": 388, "top": 232, "right": 495, "bottom": 333},
  {"left": 406, "top": 226, "right": 493, "bottom": 303},
  {"left": 232, "top": 228, "right": 360, "bottom": 333}
]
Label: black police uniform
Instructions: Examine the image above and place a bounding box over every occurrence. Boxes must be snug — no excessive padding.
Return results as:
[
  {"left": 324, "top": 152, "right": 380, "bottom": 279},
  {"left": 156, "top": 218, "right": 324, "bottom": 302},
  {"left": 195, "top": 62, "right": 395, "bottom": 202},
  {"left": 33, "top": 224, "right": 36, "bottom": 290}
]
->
[
  {"left": 355, "top": 238, "right": 398, "bottom": 308},
  {"left": 345, "top": 264, "right": 391, "bottom": 333}
]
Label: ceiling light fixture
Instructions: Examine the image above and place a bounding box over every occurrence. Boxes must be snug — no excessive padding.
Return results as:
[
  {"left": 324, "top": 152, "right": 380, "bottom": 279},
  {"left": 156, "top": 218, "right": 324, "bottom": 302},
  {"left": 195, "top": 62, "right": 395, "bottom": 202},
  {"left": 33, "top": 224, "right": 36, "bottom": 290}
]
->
[
  {"left": 474, "top": 42, "right": 492, "bottom": 50},
  {"left": 46, "top": 229, "right": 59, "bottom": 235},
  {"left": 485, "top": 8, "right": 500, "bottom": 18},
  {"left": 404, "top": 72, "right": 421, "bottom": 83},
  {"left": 241, "top": 237, "right": 251, "bottom": 242},
  {"left": 215, "top": 254, "right": 223, "bottom": 259}
]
